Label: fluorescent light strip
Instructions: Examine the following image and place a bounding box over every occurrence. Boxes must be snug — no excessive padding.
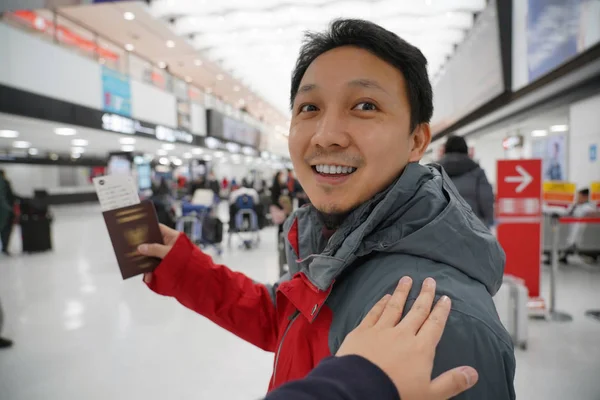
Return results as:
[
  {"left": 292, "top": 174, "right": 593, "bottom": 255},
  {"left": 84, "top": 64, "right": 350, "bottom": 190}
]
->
[
  {"left": 0, "top": 130, "right": 19, "bottom": 138},
  {"left": 550, "top": 125, "right": 568, "bottom": 132},
  {"left": 13, "top": 141, "right": 31, "bottom": 148}
]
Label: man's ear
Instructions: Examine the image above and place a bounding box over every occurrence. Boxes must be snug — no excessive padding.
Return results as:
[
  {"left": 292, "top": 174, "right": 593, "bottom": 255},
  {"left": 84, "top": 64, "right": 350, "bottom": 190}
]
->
[{"left": 408, "top": 123, "right": 432, "bottom": 162}]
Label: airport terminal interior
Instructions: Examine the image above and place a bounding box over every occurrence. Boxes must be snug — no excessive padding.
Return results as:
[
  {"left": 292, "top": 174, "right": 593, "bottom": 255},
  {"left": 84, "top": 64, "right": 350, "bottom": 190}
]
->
[{"left": 1, "top": 1, "right": 600, "bottom": 399}]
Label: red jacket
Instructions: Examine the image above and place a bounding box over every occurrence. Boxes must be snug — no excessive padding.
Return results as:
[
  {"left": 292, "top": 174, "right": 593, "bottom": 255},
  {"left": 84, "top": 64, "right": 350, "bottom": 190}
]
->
[{"left": 147, "top": 233, "right": 333, "bottom": 391}]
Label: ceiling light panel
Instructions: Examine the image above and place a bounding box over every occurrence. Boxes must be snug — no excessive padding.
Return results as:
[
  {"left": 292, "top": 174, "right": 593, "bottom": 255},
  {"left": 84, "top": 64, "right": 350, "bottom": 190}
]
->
[{"left": 154, "top": 0, "right": 485, "bottom": 114}]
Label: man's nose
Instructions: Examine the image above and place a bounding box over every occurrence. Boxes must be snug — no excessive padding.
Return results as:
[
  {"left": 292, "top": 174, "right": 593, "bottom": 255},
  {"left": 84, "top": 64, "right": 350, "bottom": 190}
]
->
[{"left": 310, "top": 110, "right": 351, "bottom": 149}]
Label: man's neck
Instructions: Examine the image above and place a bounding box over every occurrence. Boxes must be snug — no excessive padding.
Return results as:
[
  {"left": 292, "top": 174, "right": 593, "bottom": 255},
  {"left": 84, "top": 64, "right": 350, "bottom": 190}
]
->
[{"left": 318, "top": 211, "right": 349, "bottom": 230}]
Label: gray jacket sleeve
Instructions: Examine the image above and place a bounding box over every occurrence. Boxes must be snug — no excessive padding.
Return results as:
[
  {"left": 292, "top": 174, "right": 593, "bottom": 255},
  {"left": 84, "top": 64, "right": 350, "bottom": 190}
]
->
[
  {"left": 425, "top": 302, "right": 516, "bottom": 399},
  {"left": 329, "top": 275, "right": 516, "bottom": 400},
  {"left": 476, "top": 169, "right": 495, "bottom": 227}
]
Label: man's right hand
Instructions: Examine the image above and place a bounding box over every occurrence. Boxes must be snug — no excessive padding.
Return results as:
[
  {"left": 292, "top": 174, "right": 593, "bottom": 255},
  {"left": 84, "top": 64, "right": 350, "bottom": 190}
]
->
[
  {"left": 137, "top": 224, "right": 180, "bottom": 284},
  {"left": 336, "top": 277, "right": 478, "bottom": 400}
]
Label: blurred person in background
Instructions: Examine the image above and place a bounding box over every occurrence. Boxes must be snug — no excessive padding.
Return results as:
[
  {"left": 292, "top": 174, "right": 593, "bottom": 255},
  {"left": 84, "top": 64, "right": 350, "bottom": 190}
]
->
[
  {"left": 188, "top": 175, "right": 207, "bottom": 196},
  {"left": 270, "top": 170, "right": 293, "bottom": 233},
  {"left": 138, "top": 19, "right": 514, "bottom": 399},
  {"left": 242, "top": 176, "right": 251, "bottom": 189},
  {"left": 0, "top": 171, "right": 14, "bottom": 348},
  {"left": 207, "top": 171, "right": 221, "bottom": 199},
  {"left": 0, "top": 169, "right": 15, "bottom": 255},
  {"left": 150, "top": 178, "right": 176, "bottom": 230},
  {"left": 253, "top": 173, "right": 267, "bottom": 195},
  {"left": 559, "top": 188, "right": 598, "bottom": 263},
  {"left": 438, "top": 136, "right": 495, "bottom": 228},
  {"left": 153, "top": 177, "right": 171, "bottom": 196},
  {"left": 177, "top": 175, "right": 187, "bottom": 189}
]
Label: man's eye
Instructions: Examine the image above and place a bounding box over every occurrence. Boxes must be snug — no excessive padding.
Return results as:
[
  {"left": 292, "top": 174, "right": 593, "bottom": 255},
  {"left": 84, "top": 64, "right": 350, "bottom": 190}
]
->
[
  {"left": 353, "top": 102, "right": 378, "bottom": 111},
  {"left": 299, "top": 104, "right": 319, "bottom": 113}
]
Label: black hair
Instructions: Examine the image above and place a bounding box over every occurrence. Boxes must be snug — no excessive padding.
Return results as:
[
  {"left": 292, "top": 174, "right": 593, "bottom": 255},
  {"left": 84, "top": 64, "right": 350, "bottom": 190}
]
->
[
  {"left": 290, "top": 19, "right": 433, "bottom": 133},
  {"left": 444, "top": 135, "right": 469, "bottom": 154},
  {"left": 579, "top": 188, "right": 590, "bottom": 196}
]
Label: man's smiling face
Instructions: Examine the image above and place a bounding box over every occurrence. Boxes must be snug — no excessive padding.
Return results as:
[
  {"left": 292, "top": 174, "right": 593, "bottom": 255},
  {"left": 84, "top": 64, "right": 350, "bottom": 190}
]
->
[{"left": 289, "top": 46, "right": 430, "bottom": 215}]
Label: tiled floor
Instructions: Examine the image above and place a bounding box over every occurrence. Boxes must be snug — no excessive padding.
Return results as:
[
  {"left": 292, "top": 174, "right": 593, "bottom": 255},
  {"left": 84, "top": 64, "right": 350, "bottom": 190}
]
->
[{"left": 1, "top": 204, "right": 599, "bottom": 399}]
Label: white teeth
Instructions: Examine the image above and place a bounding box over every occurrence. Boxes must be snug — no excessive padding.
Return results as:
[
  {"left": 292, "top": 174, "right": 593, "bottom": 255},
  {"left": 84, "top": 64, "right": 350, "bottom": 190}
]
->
[{"left": 314, "top": 164, "right": 357, "bottom": 175}]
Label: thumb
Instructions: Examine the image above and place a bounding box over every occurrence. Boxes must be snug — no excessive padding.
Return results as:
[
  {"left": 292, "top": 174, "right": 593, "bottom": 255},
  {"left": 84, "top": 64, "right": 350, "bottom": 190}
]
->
[
  {"left": 138, "top": 243, "right": 170, "bottom": 259},
  {"left": 429, "top": 366, "right": 478, "bottom": 399}
]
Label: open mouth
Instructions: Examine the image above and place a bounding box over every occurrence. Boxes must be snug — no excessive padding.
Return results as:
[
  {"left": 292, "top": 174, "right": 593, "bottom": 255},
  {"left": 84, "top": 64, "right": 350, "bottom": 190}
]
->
[{"left": 311, "top": 164, "right": 357, "bottom": 177}]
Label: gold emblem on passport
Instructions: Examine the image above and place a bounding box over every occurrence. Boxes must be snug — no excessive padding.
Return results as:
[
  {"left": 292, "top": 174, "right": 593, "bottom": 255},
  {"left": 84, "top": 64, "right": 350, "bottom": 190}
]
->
[{"left": 125, "top": 226, "right": 148, "bottom": 247}]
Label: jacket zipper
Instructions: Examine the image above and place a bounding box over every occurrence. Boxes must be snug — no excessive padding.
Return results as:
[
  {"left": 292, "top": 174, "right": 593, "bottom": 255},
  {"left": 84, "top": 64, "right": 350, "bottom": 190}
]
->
[{"left": 272, "top": 310, "right": 300, "bottom": 386}]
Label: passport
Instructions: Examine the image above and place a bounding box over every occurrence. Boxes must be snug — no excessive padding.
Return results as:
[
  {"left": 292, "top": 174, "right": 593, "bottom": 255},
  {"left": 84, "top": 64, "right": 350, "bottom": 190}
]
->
[{"left": 102, "top": 200, "right": 163, "bottom": 280}]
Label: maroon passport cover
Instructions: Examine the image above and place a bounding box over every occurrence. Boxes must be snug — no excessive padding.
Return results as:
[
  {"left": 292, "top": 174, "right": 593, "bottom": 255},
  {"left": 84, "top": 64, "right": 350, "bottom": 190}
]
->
[{"left": 102, "top": 200, "right": 163, "bottom": 280}]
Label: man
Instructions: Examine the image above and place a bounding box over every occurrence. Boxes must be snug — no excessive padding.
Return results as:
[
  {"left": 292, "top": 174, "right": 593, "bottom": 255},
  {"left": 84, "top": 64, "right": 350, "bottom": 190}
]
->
[
  {"left": 207, "top": 171, "right": 221, "bottom": 199},
  {"left": 559, "top": 188, "right": 598, "bottom": 263},
  {"left": 438, "top": 136, "right": 495, "bottom": 227},
  {"left": 188, "top": 175, "right": 207, "bottom": 197},
  {"left": 139, "top": 19, "right": 515, "bottom": 398},
  {"left": 0, "top": 169, "right": 15, "bottom": 255},
  {"left": 266, "top": 277, "right": 478, "bottom": 400}
]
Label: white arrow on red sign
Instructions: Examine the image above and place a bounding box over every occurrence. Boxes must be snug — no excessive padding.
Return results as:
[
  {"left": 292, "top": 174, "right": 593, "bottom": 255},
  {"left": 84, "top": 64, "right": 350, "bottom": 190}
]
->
[{"left": 504, "top": 165, "right": 533, "bottom": 193}]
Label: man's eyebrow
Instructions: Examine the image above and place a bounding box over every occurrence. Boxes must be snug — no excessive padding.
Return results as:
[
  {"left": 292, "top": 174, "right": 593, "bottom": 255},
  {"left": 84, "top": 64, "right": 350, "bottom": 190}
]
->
[
  {"left": 348, "top": 79, "right": 390, "bottom": 95},
  {"left": 297, "top": 84, "right": 317, "bottom": 94}
]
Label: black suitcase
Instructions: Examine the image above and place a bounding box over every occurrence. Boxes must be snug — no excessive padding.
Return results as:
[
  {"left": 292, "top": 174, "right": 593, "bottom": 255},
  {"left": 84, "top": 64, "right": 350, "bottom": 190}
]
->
[
  {"left": 20, "top": 214, "right": 53, "bottom": 253},
  {"left": 202, "top": 215, "right": 223, "bottom": 244}
]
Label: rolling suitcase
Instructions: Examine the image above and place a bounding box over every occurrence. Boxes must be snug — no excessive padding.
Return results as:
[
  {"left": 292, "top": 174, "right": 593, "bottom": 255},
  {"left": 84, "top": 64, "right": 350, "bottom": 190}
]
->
[
  {"left": 493, "top": 275, "right": 528, "bottom": 350},
  {"left": 202, "top": 215, "right": 223, "bottom": 244},
  {"left": 20, "top": 214, "right": 53, "bottom": 253}
]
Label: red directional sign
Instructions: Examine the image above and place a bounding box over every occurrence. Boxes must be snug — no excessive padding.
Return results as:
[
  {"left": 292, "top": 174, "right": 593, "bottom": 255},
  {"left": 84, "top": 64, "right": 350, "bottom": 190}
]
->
[{"left": 496, "top": 159, "right": 542, "bottom": 298}]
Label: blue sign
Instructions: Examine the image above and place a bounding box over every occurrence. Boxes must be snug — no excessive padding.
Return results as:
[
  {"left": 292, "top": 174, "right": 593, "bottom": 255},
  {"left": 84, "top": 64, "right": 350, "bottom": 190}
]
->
[
  {"left": 101, "top": 66, "right": 131, "bottom": 116},
  {"left": 590, "top": 144, "right": 598, "bottom": 162}
]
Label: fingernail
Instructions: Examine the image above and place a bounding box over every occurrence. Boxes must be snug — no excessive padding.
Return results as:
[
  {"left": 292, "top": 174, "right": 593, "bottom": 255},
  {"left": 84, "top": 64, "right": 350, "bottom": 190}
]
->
[
  {"left": 440, "top": 295, "right": 450, "bottom": 304},
  {"left": 460, "top": 367, "right": 477, "bottom": 387},
  {"left": 138, "top": 244, "right": 148, "bottom": 254},
  {"left": 399, "top": 276, "right": 412, "bottom": 286},
  {"left": 424, "top": 277, "right": 435, "bottom": 288}
]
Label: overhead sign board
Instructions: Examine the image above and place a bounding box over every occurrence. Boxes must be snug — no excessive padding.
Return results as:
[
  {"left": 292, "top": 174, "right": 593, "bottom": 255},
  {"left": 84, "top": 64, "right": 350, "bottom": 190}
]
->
[{"left": 101, "top": 113, "right": 193, "bottom": 144}]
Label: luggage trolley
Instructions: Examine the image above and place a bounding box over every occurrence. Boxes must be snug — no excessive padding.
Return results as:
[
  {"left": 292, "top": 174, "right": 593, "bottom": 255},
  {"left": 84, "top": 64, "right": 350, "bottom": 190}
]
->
[
  {"left": 176, "top": 189, "right": 223, "bottom": 255},
  {"left": 228, "top": 194, "right": 260, "bottom": 250}
]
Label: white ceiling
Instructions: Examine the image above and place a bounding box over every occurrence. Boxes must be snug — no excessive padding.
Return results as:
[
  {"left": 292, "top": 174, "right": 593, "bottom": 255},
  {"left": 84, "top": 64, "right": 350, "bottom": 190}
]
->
[
  {"left": 151, "top": 0, "right": 487, "bottom": 115},
  {"left": 55, "top": 2, "right": 290, "bottom": 128},
  {"left": 0, "top": 113, "right": 282, "bottom": 167}
]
